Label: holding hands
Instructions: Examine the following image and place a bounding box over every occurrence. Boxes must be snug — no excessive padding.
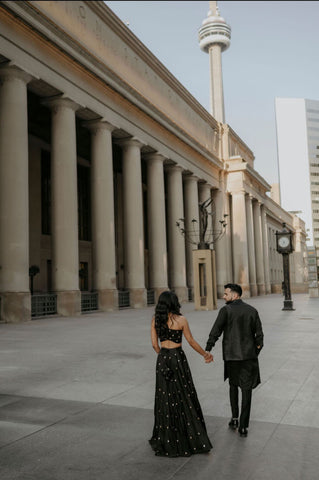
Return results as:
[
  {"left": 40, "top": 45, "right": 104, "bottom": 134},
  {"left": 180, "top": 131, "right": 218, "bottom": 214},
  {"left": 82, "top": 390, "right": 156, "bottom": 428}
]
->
[{"left": 203, "top": 351, "right": 213, "bottom": 363}]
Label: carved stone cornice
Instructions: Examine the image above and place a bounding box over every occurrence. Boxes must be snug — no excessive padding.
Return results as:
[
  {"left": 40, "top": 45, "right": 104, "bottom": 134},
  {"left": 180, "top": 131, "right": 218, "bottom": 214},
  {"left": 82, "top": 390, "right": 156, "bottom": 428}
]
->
[
  {"left": 226, "top": 158, "right": 271, "bottom": 194},
  {"left": 228, "top": 125, "right": 255, "bottom": 163}
]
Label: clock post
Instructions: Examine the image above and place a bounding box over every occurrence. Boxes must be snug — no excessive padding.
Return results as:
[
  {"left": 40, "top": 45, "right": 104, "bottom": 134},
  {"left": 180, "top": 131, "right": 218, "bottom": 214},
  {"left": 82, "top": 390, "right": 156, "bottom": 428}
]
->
[{"left": 275, "top": 223, "right": 295, "bottom": 311}]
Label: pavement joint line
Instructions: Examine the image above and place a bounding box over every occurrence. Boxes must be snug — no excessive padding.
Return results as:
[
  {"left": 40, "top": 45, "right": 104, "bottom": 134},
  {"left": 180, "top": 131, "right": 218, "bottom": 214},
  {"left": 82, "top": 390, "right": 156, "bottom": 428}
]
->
[
  {"left": 245, "top": 450, "right": 268, "bottom": 480},
  {"left": 0, "top": 400, "right": 118, "bottom": 452},
  {"left": 258, "top": 356, "right": 313, "bottom": 426},
  {"left": 241, "top": 417, "right": 301, "bottom": 480},
  {"left": 0, "top": 394, "right": 105, "bottom": 450},
  {"left": 278, "top": 363, "right": 317, "bottom": 426},
  {"left": 100, "top": 380, "right": 152, "bottom": 404},
  {"left": 2, "top": 404, "right": 319, "bottom": 477},
  {"left": 246, "top": 419, "right": 282, "bottom": 478},
  {"left": 0, "top": 393, "right": 152, "bottom": 452},
  {"left": 0, "top": 415, "right": 73, "bottom": 451},
  {"left": 166, "top": 456, "right": 192, "bottom": 479},
  {"left": 255, "top": 354, "right": 288, "bottom": 391},
  {"left": 244, "top": 362, "right": 319, "bottom": 480}
]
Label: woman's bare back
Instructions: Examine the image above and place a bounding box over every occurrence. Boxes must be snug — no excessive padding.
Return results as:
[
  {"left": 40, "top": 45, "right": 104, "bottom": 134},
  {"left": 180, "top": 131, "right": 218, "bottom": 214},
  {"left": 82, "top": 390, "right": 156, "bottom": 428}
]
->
[{"left": 160, "top": 314, "right": 186, "bottom": 349}]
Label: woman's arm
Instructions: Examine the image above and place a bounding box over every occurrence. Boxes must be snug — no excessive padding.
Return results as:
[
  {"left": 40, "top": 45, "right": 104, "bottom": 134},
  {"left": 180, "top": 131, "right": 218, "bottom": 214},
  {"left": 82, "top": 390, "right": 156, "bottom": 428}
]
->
[
  {"left": 151, "top": 317, "right": 160, "bottom": 354},
  {"left": 182, "top": 317, "right": 213, "bottom": 362}
]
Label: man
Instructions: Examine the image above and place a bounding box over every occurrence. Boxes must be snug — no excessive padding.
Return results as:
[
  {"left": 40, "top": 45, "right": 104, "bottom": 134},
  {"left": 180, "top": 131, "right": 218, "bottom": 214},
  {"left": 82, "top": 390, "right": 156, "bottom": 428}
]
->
[{"left": 205, "top": 283, "right": 263, "bottom": 437}]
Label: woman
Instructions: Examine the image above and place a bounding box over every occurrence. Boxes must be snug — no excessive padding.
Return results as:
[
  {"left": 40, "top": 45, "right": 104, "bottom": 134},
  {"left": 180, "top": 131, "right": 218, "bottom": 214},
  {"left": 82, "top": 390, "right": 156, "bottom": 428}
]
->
[{"left": 149, "top": 291, "right": 213, "bottom": 457}]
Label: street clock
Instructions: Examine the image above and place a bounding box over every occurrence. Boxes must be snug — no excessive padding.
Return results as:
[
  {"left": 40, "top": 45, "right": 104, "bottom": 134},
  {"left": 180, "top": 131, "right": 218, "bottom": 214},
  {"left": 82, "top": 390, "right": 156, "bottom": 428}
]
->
[
  {"left": 276, "top": 225, "right": 293, "bottom": 254},
  {"left": 275, "top": 223, "right": 295, "bottom": 310}
]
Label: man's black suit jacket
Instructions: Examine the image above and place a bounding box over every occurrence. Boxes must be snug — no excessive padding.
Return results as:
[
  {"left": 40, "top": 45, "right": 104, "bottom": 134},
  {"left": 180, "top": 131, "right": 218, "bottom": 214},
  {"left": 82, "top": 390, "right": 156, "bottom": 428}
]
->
[{"left": 205, "top": 299, "right": 264, "bottom": 361}]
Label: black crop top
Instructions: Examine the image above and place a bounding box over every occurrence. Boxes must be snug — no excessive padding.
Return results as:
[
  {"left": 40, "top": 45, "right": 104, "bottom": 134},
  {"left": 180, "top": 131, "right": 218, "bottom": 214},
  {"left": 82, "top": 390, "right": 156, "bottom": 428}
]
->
[{"left": 159, "top": 327, "right": 183, "bottom": 343}]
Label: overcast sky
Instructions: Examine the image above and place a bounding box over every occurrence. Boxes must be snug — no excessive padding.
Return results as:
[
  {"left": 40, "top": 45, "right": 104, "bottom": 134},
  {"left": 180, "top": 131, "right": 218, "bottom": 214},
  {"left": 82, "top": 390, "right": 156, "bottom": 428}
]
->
[{"left": 105, "top": 1, "right": 319, "bottom": 186}]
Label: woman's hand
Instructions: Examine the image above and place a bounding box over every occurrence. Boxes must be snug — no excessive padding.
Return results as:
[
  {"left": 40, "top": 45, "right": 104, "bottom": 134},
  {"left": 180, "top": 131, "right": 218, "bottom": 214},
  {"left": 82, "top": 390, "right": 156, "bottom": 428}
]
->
[{"left": 204, "top": 351, "right": 213, "bottom": 363}]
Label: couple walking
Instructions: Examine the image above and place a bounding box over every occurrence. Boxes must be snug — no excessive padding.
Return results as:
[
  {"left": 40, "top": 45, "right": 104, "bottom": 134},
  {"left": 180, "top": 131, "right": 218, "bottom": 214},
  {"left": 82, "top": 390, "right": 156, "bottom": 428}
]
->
[{"left": 149, "top": 284, "right": 264, "bottom": 457}]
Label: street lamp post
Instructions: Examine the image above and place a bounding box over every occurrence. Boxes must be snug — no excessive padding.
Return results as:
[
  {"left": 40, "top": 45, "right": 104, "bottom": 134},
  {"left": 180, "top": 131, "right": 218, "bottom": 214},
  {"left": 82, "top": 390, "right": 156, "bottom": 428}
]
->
[
  {"left": 176, "top": 198, "right": 227, "bottom": 310},
  {"left": 275, "top": 223, "right": 295, "bottom": 311},
  {"left": 176, "top": 198, "right": 228, "bottom": 250}
]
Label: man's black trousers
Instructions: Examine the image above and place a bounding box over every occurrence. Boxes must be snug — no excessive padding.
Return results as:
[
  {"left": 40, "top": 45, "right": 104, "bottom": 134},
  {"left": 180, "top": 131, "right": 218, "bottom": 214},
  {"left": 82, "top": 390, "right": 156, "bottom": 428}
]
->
[{"left": 229, "top": 383, "right": 252, "bottom": 429}]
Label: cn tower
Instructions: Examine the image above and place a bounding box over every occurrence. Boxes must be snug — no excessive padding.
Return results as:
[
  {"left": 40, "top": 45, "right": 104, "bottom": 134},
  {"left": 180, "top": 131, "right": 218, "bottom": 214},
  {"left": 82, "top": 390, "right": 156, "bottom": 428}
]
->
[{"left": 198, "top": 1, "right": 231, "bottom": 123}]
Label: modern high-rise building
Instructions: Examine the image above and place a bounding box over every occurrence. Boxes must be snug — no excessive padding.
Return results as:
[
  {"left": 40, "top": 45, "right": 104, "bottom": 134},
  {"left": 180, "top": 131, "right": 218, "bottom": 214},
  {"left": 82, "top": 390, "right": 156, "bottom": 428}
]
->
[{"left": 275, "top": 98, "right": 319, "bottom": 249}]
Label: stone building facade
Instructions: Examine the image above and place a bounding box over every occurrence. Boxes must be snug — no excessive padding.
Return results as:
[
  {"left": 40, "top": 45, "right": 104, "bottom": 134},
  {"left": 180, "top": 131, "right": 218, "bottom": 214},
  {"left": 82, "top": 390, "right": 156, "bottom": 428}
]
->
[{"left": 0, "top": 1, "right": 307, "bottom": 323}]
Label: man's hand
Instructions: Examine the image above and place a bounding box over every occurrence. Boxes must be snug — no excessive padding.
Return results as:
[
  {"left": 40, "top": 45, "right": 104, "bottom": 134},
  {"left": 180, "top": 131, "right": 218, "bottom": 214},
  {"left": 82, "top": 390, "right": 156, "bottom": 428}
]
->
[{"left": 204, "top": 351, "right": 213, "bottom": 363}]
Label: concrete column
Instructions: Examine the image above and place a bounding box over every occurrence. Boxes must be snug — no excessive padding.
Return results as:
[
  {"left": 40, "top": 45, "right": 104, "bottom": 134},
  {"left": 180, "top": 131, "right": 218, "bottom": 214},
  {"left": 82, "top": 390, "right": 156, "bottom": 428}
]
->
[
  {"left": 43, "top": 96, "right": 81, "bottom": 316},
  {"left": 208, "top": 45, "right": 225, "bottom": 123},
  {"left": 85, "top": 120, "right": 118, "bottom": 310},
  {"left": 231, "top": 191, "right": 250, "bottom": 297},
  {"left": 292, "top": 216, "right": 308, "bottom": 293},
  {"left": 0, "top": 66, "right": 32, "bottom": 322},
  {"left": 166, "top": 165, "right": 188, "bottom": 303},
  {"left": 245, "top": 194, "right": 257, "bottom": 296},
  {"left": 253, "top": 200, "right": 266, "bottom": 295},
  {"left": 199, "top": 183, "right": 212, "bottom": 205},
  {"left": 183, "top": 175, "right": 200, "bottom": 296},
  {"left": 145, "top": 153, "right": 168, "bottom": 301},
  {"left": 213, "top": 187, "right": 228, "bottom": 297},
  {"left": 120, "top": 138, "right": 146, "bottom": 308},
  {"left": 224, "top": 194, "right": 233, "bottom": 285},
  {"left": 261, "top": 205, "right": 271, "bottom": 294}
]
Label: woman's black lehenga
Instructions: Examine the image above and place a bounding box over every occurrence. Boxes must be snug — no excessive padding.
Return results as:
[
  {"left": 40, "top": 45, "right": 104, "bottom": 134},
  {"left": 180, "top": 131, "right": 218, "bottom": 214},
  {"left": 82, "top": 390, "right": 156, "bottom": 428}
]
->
[{"left": 149, "top": 347, "right": 212, "bottom": 457}]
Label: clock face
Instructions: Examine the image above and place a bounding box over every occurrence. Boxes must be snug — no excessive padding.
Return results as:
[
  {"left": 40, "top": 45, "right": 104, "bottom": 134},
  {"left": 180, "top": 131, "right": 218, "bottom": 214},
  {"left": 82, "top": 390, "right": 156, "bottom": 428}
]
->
[{"left": 278, "top": 236, "right": 290, "bottom": 248}]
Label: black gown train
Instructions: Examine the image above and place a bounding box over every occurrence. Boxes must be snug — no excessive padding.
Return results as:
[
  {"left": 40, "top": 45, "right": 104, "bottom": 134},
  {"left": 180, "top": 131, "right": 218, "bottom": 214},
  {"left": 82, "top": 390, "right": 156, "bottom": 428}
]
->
[{"left": 149, "top": 346, "right": 212, "bottom": 457}]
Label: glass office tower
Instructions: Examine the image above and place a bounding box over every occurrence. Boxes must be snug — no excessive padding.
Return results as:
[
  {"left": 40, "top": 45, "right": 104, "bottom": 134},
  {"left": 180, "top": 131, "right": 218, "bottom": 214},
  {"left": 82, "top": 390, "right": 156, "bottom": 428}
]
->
[
  {"left": 275, "top": 97, "right": 319, "bottom": 281},
  {"left": 275, "top": 98, "right": 319, "bottom": 247}
]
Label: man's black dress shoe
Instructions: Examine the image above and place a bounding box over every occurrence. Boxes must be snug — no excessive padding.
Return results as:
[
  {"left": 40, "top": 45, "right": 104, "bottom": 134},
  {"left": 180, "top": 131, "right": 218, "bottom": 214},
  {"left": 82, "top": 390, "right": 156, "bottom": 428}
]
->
[
  {"left": 228, "top": 418, "right": 239, "bottom": 430},
  {"left": 238, "top": 427, "right": 248, "bottom": 437}
]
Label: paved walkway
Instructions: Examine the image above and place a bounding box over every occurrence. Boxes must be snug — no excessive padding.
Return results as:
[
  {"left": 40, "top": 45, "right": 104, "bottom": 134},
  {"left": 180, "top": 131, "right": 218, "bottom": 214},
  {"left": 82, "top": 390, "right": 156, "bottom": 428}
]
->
[{"left": 0, "top": 293, "right": 319, "bottom": 479}]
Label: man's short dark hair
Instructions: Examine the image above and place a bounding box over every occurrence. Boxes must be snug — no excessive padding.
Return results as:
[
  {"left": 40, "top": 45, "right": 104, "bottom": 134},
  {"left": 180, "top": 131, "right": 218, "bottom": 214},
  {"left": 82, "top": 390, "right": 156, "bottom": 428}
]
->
[{"left": 224, "top": 283, "right": 242, "bottom": 297}]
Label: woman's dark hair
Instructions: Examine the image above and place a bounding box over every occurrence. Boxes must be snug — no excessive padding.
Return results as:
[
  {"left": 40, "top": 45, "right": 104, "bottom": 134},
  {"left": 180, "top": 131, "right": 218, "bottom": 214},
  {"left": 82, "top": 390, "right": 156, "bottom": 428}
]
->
[
  {"left": 224, "top": 283, "right": 242, "bottom": 297},
  {"left": 154, "top": 291, "right": 181, "bottom": 337}
]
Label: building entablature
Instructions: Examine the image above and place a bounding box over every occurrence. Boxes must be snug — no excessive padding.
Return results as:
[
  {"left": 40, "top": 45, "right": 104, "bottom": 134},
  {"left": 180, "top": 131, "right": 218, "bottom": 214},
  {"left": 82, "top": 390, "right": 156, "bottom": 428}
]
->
[
  {"left": 292, "top": 214, "right": 306, "bottom": 235},
  {"left": 264, "top": 195, "right": 295, "bottom": 230},
  {"left": 110, "top": 124, "right": 221, "bottom": 186},
  {"left": 225, "top": 156, "right": 271, "bottom": 200},
  {"left": 245, "top": 163, "right": 271, "bottom": 193},
  {"left": 225, "top": 169, "right": 244, "bottom": 193},
  {"left": 227, "top": 125, "right": 255, "bottom": 167}
]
